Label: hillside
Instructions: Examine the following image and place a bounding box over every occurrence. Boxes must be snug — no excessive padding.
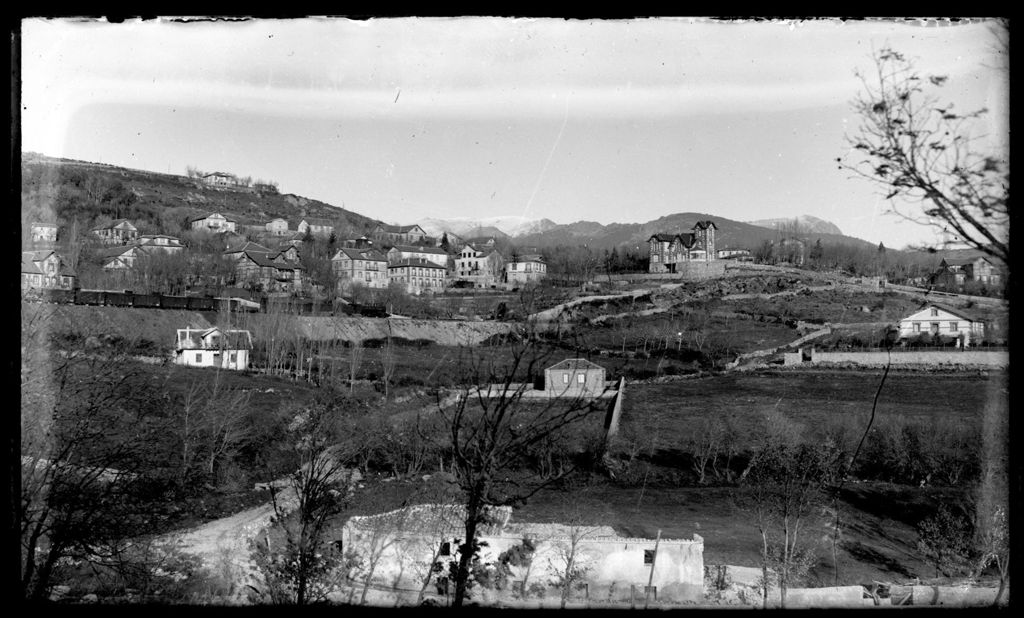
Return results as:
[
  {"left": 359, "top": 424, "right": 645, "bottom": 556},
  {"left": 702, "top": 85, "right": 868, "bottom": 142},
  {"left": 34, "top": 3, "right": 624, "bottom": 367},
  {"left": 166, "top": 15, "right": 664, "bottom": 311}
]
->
[
  {"left": 20, "top": 152, "right": 381, "bottom": 237},
  {"left": 512, "top": 212, "right": 877, "bottom": 252}
]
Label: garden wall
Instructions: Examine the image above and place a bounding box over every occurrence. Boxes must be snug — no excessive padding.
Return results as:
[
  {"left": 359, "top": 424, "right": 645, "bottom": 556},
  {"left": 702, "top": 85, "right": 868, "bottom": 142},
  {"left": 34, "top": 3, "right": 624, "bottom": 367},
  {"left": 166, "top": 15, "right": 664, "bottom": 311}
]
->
[
  {"left": 609, "top": 262, "right": 726, "bottom": 282},
  {"left": 807, "top": 350, "right": 1008, "bottom": 367}
]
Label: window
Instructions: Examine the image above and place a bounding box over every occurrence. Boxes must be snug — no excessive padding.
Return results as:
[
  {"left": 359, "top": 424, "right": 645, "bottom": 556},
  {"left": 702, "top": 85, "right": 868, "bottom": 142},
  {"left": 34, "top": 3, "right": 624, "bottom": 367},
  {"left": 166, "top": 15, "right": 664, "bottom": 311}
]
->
[
  {"left": 230, "top": 352, "right": 237, "bottom": 363},
  {"left": 949, "top": 322, "right": 958, "bottom": 331},
  {"left": 644, "top": 550, "right": 655, "bottom": 565},
  {"left": 913, "top": 322, "right": 921, "bottom": 333},
  {"left": 930, "top": 308, "right": 939, "bottom": 317},
  {"left": 195, "top": 353, "right": 202, "bottom": 362},
  {"left": 439, "top": 542, "right": 451, "bottom": 556},
  {"left": 577, "top": 373, "right": 585, "bottom": 384},
  {"left": 562, "top": 373, "right": 569, "bottom": 384}
]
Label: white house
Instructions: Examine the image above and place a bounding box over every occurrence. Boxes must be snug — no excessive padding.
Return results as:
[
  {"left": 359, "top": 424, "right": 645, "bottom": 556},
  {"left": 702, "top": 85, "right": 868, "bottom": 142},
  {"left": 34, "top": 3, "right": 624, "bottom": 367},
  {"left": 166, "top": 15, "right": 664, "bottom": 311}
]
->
[
  {"left": 506, "top": 254, "right": 547, "bottom": 285},
  {"left": 296, "top": 217, "right": 335, "bottom": 238},
  {"left": 189, "top": 212, "right": 238, "bottom": 233},
  {"left": 265, "top": 218, "right": 290, "bottom": 236},
  {"left": 544, "top": 358, "right": 607, "bottom": 397},
  {"left": 454, "top": 243, "right": 504, "bottom": 288},
  {"left": 29, "top": 222, "right": 58, "bottom": 244},
  {"left": 897, "top": 304, "right": 985, "bottom": 347},
  {"left": 91, "top": 219, "right": 139, "bottom": 245},
  {"left": 174, "top": 327, "right": 253, "bottom": 370}
]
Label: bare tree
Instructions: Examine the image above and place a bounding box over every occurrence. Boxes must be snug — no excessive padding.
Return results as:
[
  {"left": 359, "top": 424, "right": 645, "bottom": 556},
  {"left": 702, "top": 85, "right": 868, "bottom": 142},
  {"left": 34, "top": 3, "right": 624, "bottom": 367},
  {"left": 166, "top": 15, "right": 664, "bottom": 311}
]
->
[
  {"left": 842, "top": 35, "right": 1008, "bottom": 264},
  {"left": 20, "top": 306, "right": 176, "bottom": 601},
  {"left": 250, "top": 401, "right": 357, "bottom": 605},
  {"left": 433, "top": 339, "right": 609, "bottom": 607},
  {"left": 738, "top": 412, "right": 841, "bottom": 608},
  {"left": 380, "top": 325, "right": 397, "bottom": 401},
  {"left": 549, "top": 511, "right": 600, "bottom": 608}
]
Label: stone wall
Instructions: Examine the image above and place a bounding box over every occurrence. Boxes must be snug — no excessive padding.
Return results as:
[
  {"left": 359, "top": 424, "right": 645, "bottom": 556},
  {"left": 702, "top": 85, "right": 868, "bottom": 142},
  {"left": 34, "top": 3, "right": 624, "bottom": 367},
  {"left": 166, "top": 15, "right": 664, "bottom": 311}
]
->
[
  {"left": 808, "top": 350, "right": 1008, "bottom": 368},
  {"left": 610, "top": 261, "right": 726, "bottom": 282},
  {"left": 341, "top": 507, "right": 704, "bottom": 603}
]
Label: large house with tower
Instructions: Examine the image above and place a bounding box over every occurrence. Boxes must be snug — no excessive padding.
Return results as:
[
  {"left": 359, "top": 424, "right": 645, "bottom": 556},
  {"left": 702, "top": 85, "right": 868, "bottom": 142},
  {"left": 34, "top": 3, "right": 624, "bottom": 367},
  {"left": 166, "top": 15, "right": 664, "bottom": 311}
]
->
[{"left": 648, "top": 221, "right": 717, "bottom": 273}]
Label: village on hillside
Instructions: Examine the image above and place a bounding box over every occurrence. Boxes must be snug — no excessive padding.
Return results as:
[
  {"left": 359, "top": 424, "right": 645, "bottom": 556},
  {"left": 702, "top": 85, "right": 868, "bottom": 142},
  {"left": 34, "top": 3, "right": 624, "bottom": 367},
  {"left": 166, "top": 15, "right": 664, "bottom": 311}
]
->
[{"left": 19, "top": 17, "right": 1009, "bottom": 612}]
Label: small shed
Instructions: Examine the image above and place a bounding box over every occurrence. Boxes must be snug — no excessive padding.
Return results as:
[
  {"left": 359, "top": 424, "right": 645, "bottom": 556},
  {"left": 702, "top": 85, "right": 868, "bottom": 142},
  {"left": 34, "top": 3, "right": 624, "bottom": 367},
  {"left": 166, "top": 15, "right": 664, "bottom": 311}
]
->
[{"left": 544, "top": 358, "right": 606, "bottom": 397}]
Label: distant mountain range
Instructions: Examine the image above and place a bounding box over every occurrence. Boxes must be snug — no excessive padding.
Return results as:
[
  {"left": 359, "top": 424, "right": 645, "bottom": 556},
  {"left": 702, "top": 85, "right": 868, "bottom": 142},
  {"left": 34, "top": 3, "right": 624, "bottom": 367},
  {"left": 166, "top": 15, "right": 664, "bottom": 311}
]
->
[
  {"left": 23, "top": 153, "right": 875, "bottom": 254},
  {"left": 746, "top": 215, "right": 844, "bottom": 236},
  {"left": 506, "top": 213, "right": 873, "bottom": 253},
  {"left": 416, "top": 216, "right": 558, "bottom": 239}
]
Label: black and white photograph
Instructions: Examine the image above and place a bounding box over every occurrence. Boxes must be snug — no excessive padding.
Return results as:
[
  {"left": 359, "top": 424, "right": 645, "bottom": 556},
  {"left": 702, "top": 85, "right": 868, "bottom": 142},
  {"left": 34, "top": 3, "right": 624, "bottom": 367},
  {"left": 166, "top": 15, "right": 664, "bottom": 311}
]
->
[{"left": 17, "top": 16, "right": 1009, "bottom": 608}]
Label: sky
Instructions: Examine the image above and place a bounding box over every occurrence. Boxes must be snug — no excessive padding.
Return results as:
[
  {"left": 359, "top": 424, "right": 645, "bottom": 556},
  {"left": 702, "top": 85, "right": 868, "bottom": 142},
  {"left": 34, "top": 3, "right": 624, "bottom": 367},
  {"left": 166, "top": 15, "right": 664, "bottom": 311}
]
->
[{"left": 20, "top": 16, "right": 1008, "bottom": 249}]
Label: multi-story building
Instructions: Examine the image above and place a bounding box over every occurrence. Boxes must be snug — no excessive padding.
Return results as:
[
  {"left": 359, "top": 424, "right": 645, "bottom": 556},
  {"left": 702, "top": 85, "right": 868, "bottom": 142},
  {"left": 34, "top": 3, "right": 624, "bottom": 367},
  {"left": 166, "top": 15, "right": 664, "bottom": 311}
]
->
[
  {"left": 937, "top": 256, "right": 1002, "bottom": 286},
  {"left": 387, "top": 257, "right": 447, "bottom": 295},
  {"left": 21, "top": 250, "right": 75, "bottom": 290},
  {"left": 332, "top": 247, "right": 389, "bottom": 290},
  {"left": 454, "top": 243, "right": 504, "bottom": 288},
  {"left": 231, "top": 250, "right": 304, "bottom": 293},
  {"left": 648, "top": 221, "right": 718, "bottom": 272},
  {"left": 505, "top": 254, "right": 547, "bottom": 285},
  {"left": 386, "top": 244, "right": 449, "bottom": 268},
  {"left": 371, "top": 223, "right": 428, "bottom": 246}
]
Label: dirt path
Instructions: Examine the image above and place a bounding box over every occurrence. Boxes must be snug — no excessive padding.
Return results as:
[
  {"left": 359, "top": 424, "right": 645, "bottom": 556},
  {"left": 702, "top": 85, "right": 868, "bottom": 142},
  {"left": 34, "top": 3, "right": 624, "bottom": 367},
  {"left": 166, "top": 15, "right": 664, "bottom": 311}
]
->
[{"left": 161, "top": 486, "right": 298, "bottom": 603}]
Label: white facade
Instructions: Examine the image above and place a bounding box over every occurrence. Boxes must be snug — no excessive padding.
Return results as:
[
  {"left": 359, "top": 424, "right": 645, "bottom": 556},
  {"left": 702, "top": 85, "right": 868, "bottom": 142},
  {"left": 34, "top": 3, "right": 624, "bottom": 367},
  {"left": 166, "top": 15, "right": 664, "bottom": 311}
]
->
[
  {"left": 190, "top": 213, "right": 237, "bottom": 233},
  {"left": 898, "top": 305, "right": 984, "bottom": 346},
  {"left": 387, "top": 245, "right": 449, "bottom": 268},
  {"left": 506, "top": 256, "right": 547, "bottom": 284},
  {"left": 265, "top": 218, "right": 290, "bottom": 236},
  {"left": 174, "top": 327, "right": 253, "bottom": 370}
]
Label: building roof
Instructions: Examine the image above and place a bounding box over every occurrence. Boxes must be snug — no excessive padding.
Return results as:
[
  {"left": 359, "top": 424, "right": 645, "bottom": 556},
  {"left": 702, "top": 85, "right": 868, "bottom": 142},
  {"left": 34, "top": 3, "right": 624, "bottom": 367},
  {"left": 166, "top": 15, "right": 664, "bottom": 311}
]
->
[
  {"left": 239, "top": 251, "right": 302, "bottom": 270},
  {"left": 190, "top": 212, "right": 237, "bottom": 223},
  {"left": 91, "top": 218, "right": 136, "bottom": 231},
  {"left": 903, "top": 303, "right": 981, "bottom": 323},
  {"left": 202, "top": 171, "right": 236, "bottom": 179},
  {"left": 96, "top": 245, "right": 139, "bottom": 259},
  {"left": 23, "top": 250, "right": 76, "bottom": 277},
  {"left": 21, "top": 253, "right": 45, "bottom": 275},
  {"left": 333, "top": 247, "right": 388, "bottom": 261},
  {"left": 298, "top": 217, "right": 335, "bottom": 227},
  {"left": 693, "top": 220, "right": 718, "bottom": 230},
  {"left": 649, "top": 233, "right": 678, "bottom": 242},
  {"left": 176, "top": 327, "right": 253, "bottom": 351},
  {"left": 511, "top": 254, "right": 545, "bottom": 263},
  {"left": 376, "top": 224, "right": 424, "bottom": 234},
  {"left": 389, "top": 244, "right": 448, "bottom": 255},
  {"left": 546, "top": 358, "right": 605, "bottom": 372},
  {"left": 941, "top": 256, "right": 991, "bottom": 267},
  {"left": 388, "top": 257, "right": 447, "bottom": 269},
  {"left": 224, "top": 241, "right": 273, "bottom": 254},
  {"left": 138, "top": 234, "right": 184, "bottom": 246}
]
